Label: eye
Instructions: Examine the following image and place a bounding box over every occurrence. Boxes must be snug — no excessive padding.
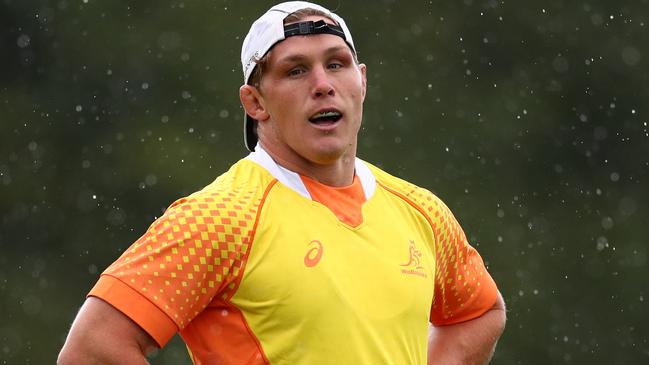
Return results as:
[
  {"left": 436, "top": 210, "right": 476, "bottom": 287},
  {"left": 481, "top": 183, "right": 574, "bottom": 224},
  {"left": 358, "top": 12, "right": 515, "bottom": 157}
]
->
[
  {"left": 287, "top": 67, "right": 305, "bottom": 77},
  {"left": 328, "top": 62, "right": 343, "bottom": 70}
]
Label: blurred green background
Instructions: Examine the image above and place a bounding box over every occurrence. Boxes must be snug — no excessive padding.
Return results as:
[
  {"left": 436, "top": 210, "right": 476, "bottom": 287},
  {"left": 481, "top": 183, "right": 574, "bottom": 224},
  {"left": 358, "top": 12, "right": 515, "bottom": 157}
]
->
[{"left": 1, "top": 0, "right": 648, "bottom": 364}]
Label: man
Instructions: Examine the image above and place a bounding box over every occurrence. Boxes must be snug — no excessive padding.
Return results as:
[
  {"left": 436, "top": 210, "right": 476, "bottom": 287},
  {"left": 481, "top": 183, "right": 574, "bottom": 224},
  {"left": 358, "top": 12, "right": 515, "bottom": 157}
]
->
[{"left": 58, "top": 2, "right": 506, "bottom": 364}]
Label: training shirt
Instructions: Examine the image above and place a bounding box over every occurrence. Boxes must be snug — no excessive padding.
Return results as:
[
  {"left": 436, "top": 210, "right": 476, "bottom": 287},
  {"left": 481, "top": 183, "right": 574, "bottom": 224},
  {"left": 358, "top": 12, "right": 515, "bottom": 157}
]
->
[{"left": 89, "top": 146, "right": 499, "bottom": 365}]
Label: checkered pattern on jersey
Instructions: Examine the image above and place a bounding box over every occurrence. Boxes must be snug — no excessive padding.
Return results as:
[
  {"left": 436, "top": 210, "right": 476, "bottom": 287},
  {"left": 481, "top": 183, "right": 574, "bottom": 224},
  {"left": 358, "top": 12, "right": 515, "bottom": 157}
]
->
[
  {"left": 374, "top": 172, "right": 494, "bottom": 325},
  {"left": 104, "top": 187, "right": 261, "bottom": 328}
]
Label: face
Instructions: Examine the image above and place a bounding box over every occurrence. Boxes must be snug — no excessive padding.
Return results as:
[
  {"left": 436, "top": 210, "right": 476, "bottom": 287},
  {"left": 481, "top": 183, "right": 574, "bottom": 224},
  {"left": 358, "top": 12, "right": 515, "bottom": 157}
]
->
[{"left": 241, "top": 16, "right": 367, "bottom": 168}]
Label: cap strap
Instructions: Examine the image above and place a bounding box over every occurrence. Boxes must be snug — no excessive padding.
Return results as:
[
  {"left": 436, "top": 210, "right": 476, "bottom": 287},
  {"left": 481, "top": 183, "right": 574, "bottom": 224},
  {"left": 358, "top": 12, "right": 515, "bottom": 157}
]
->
[{"left": 284, "top": 20, "right": 345, "bottom": 39}]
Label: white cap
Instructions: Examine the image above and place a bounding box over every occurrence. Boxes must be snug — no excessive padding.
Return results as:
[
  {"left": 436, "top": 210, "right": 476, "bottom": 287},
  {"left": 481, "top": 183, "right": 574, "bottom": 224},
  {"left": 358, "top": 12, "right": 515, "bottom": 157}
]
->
[{"left": 240, "top": 1, "right": 357, "bottom": 151}]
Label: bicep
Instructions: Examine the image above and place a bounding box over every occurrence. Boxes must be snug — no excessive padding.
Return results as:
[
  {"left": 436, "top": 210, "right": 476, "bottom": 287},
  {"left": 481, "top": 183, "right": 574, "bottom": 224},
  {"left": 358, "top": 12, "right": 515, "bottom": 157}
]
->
[{"left": 58, "top": 297, "right": 157, "bottom": 365}]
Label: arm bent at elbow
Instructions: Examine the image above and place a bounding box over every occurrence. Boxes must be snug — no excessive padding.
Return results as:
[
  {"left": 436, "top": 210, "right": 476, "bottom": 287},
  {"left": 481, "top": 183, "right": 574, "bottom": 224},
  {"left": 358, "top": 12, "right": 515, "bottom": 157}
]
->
[
  {"left": 428, "top": 291, "right": 507, "bottom": 365},
  {"left": 57, "top": 297, "right": 158, "bottom": 365}
]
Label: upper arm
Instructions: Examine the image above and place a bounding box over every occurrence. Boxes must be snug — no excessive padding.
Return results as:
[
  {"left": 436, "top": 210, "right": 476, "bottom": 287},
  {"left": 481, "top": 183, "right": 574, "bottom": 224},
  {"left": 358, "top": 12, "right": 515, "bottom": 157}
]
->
[
  {"left": 428, "top": 196, "right": 500, "bottom": 326},
  {"left": 58, "top": 297, "right": 158, "bottom": 365}
]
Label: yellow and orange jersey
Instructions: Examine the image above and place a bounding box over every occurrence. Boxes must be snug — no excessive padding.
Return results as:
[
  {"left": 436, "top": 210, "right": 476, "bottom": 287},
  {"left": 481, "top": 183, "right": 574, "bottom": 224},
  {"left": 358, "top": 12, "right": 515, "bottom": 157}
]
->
[{"left": 89, "top": 146, "right": 498, "bottom": 365}]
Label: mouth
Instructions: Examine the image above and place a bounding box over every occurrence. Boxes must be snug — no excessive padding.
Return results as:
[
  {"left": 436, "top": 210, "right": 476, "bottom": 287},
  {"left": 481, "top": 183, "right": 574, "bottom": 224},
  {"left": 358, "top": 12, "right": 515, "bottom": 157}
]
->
[{"left": 308, "top": 109, "right": 343, "bottom": 126}]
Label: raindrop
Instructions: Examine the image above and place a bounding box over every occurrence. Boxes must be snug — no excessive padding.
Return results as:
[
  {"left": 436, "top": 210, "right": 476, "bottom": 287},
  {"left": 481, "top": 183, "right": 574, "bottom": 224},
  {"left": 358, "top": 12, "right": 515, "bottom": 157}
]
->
[
  {"left": 591, "top": 14, "right": 604, "bottom": 26},
  {"left": 410, "top": 24, "right": 423, "bottom": 36},
  {"left": 552, "top": 56, "right": 569, "bottom": 73},
  {"left": 593, "top": 126, "right": 608, "bottom": 141},
  {"left": 621, "top": 46, "right": 641, "bottom": 66},
  {"left": 75, "top": 105, "right": 83, "bottom": 112},
  {"left": 619, "top": 197, "right": 637, "bottom": 216},
  {"left": 157, "top": 31, "right": 182, "bottom": 51},
  {"left": 107, "top": 208, "right": 126, "bottom": 226},
  {"left": 596, "top": 236, "right": 609, "bottom": 251},
  {"left": 22, "top": 295, "right": 42, "bottom": 316},
  {"left": 77, "top": 190, "right": 97, "bottom": 213},
  {"left": 609, "top": 172, "right": 620, "bottom": 182},
  {"left": 16, "top": 34, "right": 31, "bottom": 48},
  {"left": 601, "top": 217, "right": 614, "bottom": 230},
  {"left": 145, "top": 174, "right": 158, "bottom": 186}
]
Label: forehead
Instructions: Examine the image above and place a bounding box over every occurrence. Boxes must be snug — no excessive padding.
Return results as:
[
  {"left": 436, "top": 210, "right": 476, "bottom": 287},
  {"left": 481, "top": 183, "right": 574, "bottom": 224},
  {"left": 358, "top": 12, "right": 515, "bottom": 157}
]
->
[{"left": 271, "top": 34, "right": 351, "bottom": 61}]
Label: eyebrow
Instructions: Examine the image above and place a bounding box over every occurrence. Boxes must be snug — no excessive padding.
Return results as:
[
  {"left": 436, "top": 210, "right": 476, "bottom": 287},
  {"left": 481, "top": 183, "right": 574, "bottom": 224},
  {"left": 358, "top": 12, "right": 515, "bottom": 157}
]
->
[{"left": 275, "top": 45, "right": 352, "bottom": 65}]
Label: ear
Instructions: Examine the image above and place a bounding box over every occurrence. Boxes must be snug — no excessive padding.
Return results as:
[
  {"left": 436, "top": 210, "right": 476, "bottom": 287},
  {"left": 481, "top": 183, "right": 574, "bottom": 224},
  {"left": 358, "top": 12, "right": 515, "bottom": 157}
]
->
[
  {"left": 239, "top": 85, "right": 270, "bottom": 122},
  {"left": 358, "top": 63, "right": 367, "bottom": 102}
]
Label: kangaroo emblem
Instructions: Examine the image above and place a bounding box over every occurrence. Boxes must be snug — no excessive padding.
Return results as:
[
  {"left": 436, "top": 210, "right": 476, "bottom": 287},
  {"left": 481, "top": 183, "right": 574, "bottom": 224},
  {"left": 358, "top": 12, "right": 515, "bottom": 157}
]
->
[{"left": 400, "top": 240, "right": 424, "bottom": 270}]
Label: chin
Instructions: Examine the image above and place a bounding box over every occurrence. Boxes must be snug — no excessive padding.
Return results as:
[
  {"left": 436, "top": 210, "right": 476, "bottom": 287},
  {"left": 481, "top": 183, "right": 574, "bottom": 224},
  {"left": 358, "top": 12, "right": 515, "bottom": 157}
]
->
[{"left": 304, "top": 144, "right": 352, "bottom": 164}]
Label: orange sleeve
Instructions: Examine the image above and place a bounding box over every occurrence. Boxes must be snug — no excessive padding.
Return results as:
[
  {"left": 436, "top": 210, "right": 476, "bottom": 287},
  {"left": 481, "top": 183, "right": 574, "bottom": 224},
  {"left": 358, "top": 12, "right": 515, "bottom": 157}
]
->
[
  {"left": 429, "top": 199, "right": 499, "bottom": 326},
  {"left": 88, "top": 275, "right": 178, "bottom": 347},
  {"left": 87, "top": 191, "right": 258, "bottom": 345}
]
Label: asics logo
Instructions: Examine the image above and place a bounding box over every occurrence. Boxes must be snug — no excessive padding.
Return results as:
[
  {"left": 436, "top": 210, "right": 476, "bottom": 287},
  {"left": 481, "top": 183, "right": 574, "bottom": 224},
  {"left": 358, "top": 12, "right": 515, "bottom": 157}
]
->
[{"left": 304, "top": 240, "right": 323, "bottom": 267}]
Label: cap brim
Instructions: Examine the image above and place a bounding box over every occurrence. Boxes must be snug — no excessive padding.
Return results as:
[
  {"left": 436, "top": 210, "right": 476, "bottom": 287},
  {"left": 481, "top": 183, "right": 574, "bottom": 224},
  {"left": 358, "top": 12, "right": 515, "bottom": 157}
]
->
[{"left": 244, "top": 114, "right": 257, "bottom": 151}]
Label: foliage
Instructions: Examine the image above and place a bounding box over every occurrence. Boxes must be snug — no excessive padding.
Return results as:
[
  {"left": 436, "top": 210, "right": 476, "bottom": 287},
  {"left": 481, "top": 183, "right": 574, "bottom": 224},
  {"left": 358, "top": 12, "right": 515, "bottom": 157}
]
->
[{"left": 1, "top": 0, "right": 648, "bottom": 363}]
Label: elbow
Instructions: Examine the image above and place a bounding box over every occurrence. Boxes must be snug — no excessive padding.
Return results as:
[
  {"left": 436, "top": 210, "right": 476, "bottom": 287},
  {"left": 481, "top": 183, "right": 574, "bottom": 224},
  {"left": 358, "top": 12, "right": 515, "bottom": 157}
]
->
[
  {"left": 56, "top": 348, "right": 77, "bottom": 365},
  {"left": 493, "top": 291, "right": 507, "bottom": 335},
  {"left": 57, "top": 342, "right": 91, "bottom": 365}
]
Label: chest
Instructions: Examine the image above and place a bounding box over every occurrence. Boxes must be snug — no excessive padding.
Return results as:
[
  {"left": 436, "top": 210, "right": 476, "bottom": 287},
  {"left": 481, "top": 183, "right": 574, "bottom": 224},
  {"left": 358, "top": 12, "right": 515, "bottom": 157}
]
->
[{"left": 231, "top": 186, "right": 436, "bottom": 324}]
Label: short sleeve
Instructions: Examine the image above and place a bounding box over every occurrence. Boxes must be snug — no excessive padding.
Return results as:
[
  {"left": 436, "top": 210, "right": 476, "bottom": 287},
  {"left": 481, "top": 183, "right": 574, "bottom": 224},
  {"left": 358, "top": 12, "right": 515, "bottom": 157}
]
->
[
  {"left": 429, "top": 198, "right": 498, "bottom": 326},
  {"left": 88, "top": 191, "right": 258, "bottom": 346}
]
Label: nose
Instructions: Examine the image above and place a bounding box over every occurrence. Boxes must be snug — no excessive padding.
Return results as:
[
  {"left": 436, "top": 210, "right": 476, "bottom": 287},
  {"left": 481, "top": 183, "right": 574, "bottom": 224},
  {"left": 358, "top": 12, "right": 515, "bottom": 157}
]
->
[{"left": 311, "top": 65, "right": 335, "bottom": 98}]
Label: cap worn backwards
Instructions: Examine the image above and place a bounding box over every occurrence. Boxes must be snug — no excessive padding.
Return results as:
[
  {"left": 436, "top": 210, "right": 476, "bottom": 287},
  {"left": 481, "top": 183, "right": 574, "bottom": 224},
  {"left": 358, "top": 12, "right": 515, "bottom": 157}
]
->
[{"left": 240, "top": 1, "right": 357, "bottom": 151}]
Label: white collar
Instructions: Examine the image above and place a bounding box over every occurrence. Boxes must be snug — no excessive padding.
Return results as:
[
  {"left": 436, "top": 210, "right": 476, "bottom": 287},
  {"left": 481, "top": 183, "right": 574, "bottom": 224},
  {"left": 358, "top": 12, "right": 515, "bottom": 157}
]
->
[{"left": 244, "top": 143, "right": 376, "bottom": 200}]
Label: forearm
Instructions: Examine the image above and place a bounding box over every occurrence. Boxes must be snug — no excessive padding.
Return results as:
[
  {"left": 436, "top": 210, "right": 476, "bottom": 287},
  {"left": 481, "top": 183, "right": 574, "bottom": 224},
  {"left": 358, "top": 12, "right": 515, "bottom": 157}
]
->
[{"left": 427, "top": 292, "right": 506, "bottom": 365}]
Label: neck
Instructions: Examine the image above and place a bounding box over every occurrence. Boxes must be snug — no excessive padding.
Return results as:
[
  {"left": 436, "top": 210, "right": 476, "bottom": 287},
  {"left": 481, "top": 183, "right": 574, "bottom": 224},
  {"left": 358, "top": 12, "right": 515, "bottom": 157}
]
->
[{"left": 258, "top": 142, "right": 356, "bottom": 187}]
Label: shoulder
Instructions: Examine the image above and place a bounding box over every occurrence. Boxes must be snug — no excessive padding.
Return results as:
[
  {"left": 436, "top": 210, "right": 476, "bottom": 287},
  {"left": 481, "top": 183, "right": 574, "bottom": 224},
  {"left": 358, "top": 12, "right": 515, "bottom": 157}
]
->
[
  {"left": 364, "top": 161, "right": 448, "bottom": 219},
  {"left": 166, "top": 159, "right": 277, "bottom": 217}
]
